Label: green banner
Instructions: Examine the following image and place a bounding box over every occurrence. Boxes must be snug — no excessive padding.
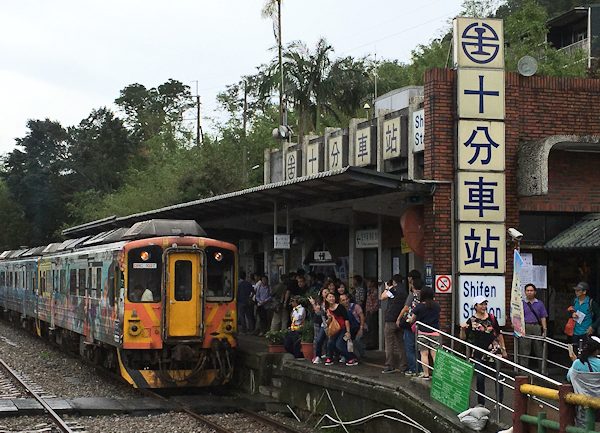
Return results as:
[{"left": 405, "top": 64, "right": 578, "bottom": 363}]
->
[{"left": 431, "top": 349, "right": 474, "bottom": 413}]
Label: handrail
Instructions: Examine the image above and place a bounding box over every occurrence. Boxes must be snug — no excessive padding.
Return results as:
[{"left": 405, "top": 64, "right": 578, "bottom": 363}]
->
[
  {"left": 414, "top": 321, "right": 562, "bottom": 425},
  {"left": 515, "top": 377, "right": 600, "bottom": 433},
  {"left": 502, "top": 330, "right": 572, "bottom": 375},
  {"left": 415, "top": 321, "right": 561, "bottom": 385}
]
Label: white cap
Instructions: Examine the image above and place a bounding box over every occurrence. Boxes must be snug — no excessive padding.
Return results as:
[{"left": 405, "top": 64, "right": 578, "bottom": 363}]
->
[{"left": 473, "top": 295, "right": 488, "bottom": 306}]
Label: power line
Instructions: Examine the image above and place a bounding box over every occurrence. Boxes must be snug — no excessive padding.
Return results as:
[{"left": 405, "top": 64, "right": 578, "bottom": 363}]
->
[{"left": 338, "top": 10, "right": 459, "bottom": 57}]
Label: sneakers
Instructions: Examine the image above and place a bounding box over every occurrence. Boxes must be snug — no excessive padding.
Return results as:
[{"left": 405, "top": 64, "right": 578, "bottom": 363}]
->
[
  {"left": 404, "top": 370, "right": 417, "bottom": 377},
  {"left": 312, "top": 356, "right": 322, "bottom": 364},
  {"left": 320, "top": 354, "right": 327, "bottom": 359},
  {"left": 324, "top": 358, "right": 334, "bottom": 366},
  {"left": 338, "top": 356, "right": 346, "bottom": 363},
  {"left": 417, "top": 372, "right": 431, "bottom": 380},
  {"left": 345, "top": 359, "right": 359, "bottom": 366},
  {"left": 381, "top": 366, "right": 396, "bottom": 374}
]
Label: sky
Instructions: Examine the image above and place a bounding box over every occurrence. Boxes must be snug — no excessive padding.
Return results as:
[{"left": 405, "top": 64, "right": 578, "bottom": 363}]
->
[{"left": 0, "top": 0, "right": 465, "bottom": 155}]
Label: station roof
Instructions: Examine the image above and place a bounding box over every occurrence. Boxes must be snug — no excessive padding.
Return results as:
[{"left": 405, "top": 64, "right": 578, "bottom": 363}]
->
[
  {"left": 63, "top": 167, "right": 432, "bottom": 238},
  {"left": 545, "top": 213, "right": 600, "bottom": 250}
]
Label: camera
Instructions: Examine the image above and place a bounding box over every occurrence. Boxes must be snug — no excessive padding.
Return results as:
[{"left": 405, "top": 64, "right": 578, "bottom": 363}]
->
[{"left": 507, "top": 228, "right": 523, "bottom": 240}]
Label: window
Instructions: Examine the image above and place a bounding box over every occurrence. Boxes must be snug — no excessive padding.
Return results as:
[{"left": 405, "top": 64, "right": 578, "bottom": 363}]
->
[
  {"left": 78, "top": 269, "right": 86, "bottom": 295},
  {"left": 107, "top": 265, "right": 116, "bottom": 306},
  {"left": 60, "top": 270, "right": 66, "bottom": 294},
  {"left": 174, "top": 260, "right": 192, "bottom": 301},
  {"left": 128, "top": 245, "right": 162, "bottom": 303},
  {"left": 96, "top": 268, "right": 102, "bottom": 291},
  {"left": 70, "top": 269, "right": 78, "bottom": 295},
  {"left": 205, "top": 247, "right": 234, "bottom": 301}
]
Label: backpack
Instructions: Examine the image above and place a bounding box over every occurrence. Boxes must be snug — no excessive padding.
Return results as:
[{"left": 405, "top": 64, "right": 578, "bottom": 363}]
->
[{"left": 348, "top": 304, "right": 361, "bottom": 332}]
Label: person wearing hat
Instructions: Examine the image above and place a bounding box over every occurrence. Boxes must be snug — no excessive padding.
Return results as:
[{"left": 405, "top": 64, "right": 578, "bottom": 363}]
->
[
  {"left": 567, "top": 282, "right": 600, "bottom": 355},
  {"left": 460, "top": 295, "right": 507, "bottom": 407}
]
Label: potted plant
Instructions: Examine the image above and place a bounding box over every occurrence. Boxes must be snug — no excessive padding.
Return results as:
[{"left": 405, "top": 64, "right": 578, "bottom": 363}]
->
[
  {"left": 300, "top": 321, "right": 314, "bottom": 360},
  {"left": 265, "top": 329, "right": 286, "bottom": 353}
]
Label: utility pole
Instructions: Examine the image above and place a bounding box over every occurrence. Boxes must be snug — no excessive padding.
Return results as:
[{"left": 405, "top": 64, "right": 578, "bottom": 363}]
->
[
  {"left": 191, "top": 80, "right": 203, "bottom": 145},
  {"left": 277, "top": 0, "right": 284, "bottom": 128},
  {"left": 196, "top": 95, "right": 202, "bottom": 146},
  {"left": 242, "top": 79, "right": 248, "bottom": 183}
]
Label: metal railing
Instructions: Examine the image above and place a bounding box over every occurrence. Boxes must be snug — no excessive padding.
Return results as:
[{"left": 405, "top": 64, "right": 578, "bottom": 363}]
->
[
  {"left": 506, "top": 331, "right": 573, "bottom": 377},
  {"left": 414, "top": 321, "right": 562, "bottom": 424},
  {"left": 558, "top": 38, "right": 589, "bottom": 57}
]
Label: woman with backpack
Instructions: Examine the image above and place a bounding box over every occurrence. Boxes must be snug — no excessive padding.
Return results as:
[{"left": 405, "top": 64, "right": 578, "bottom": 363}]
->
[{"left": 460, "top": 295, "right": 507, "bottom": 407}]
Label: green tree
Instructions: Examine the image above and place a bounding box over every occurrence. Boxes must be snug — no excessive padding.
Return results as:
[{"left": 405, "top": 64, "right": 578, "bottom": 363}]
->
[
  {"left": 67, "top": 107, "right": 136, "bottom": 194},
  {"left": 4, "top": 119, "right": 69, "bottom": 244},
  {"left": 0, "top": 178, "right": 30, "bottom": 250},
  {"left": 115, "top": 79, "right": 194, "bottom": 145}
]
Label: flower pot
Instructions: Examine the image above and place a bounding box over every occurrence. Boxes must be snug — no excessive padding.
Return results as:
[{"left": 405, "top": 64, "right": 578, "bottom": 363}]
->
[
  {"left": 301, "top": 342, "right": 314, "bottom": 360},
  {"left": 268, "top": 344, "right": 286, "bottom": 353}
]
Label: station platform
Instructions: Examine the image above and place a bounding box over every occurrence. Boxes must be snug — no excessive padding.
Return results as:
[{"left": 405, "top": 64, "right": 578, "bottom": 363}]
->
[
  {"left": 0, "top": 394, "right": 272, "bottom": 416},
  {"left": 236, "top": 333, "right": 513, "bottom": 433}
]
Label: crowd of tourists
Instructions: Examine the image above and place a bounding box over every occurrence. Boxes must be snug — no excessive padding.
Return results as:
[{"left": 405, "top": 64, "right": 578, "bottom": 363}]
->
[{"left": 237, "top": 268, "right": 445, "bottom": 376}]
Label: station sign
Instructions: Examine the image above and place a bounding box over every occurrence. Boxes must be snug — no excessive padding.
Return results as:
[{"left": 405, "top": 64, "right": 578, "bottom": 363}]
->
[
  {"left": 382, "top": 116, "right": 402, "bottom": 160},
  {"left": 412, "top": 109, "right": 424, "bottom": 153},
  {"left": 355, "top": 229, "right": 378, "bottom": 249},
  {"left": 353, "top": 126, "right": 375, "bottom": 167},
  {"left": 457, "top": 275, "right": 506, "bottom": 325},
  {"left": 305, "top": 141, "right": 323, "bottom": 176},
  {"left": 273, "top": 234, "right": 290, "bottom": 250}
]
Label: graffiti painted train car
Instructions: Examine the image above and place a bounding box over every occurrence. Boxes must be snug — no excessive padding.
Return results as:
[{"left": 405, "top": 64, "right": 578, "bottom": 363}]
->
[{"left": 0, "top": 219, "right": 237, "bottom": 388}]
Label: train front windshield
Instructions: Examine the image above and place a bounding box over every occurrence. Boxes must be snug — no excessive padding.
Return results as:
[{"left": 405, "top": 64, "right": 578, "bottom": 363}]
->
[
  {"left": 205, "top": 247, "right": 234, "bottom": 301},
  {"left": 128, "top": 245, "right": 163, "bottom": 302}
]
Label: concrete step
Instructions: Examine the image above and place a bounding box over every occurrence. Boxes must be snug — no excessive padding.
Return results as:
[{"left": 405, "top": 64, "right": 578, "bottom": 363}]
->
[{"left": 258, "top": 385, "right": 280, "bottom": 400}]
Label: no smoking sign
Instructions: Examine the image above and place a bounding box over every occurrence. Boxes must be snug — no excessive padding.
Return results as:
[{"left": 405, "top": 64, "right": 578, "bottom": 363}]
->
[{"left": 435, "top": 275, "right": 452, "bottom": 294}]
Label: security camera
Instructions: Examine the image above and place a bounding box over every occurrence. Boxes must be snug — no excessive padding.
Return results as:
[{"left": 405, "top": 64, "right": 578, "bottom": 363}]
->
[{"left": 507, "top": 228, "right": 523, "bottom": 241}]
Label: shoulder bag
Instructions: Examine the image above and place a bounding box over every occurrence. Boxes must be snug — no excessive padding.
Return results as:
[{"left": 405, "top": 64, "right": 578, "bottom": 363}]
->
[{"left": 326, "top": 316, "right": 341, "bottom": 337}]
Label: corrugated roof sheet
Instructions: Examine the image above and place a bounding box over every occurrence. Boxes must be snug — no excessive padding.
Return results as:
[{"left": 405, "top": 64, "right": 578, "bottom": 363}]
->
[
  {"left": 545, "top": 213, "right": 600, "bottom": 250},
  {"left": 63, "top": 167, "right": 431, "bottom": 237}
]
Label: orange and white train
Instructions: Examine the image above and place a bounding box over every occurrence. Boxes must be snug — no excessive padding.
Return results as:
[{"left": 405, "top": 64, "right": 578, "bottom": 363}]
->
[{"left": 0, "top": 219, "right": 237, "bottom": 388}]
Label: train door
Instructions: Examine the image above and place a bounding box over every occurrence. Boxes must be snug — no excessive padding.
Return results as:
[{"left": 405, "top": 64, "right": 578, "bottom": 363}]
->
[{"left": 166, "top": 251, "right": 202, "bottom": 338}]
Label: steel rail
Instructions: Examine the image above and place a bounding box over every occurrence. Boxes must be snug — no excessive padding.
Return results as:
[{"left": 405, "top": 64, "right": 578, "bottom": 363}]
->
[
  {"left": 140, "top": 388, "right": 236, "bottom": 433},
  {"left": 0, "top": 358, "right": 75, "bottom": 433},
  {"left": 240, "top": 408, "right": 305, "bottom": 433}
]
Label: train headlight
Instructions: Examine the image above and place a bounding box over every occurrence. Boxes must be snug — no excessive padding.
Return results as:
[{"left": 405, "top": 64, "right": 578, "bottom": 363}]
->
[
  {"left": 140, "top": 251, "right": 150, "bottom": 261},
  {"left": 213, "top": 251, "right": 223, "bottom": 262},
  {"left": 128, "top": 320, "right": 142, "bottom": 336}
]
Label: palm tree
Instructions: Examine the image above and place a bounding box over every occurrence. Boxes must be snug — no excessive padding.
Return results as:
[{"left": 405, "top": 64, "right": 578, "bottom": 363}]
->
[{"left": 261, "top": 0, "right": 285, "bottom": 127}]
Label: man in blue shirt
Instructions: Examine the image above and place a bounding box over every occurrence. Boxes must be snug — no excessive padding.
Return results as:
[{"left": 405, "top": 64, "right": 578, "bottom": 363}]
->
[{"left": 519, "top": 283, "right": 548, "bottom": 368}]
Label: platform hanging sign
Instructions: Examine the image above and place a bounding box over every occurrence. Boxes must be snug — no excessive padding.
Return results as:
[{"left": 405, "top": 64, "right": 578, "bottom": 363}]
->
[
  {"left": 454, "top": 16, "right": 506, "bottom": 325},
  {"left": 274, "top": 234, "right": 290, "bottom": 249}
]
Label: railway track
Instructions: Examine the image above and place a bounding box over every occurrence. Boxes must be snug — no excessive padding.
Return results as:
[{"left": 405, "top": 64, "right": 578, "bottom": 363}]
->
[
  {"left": 142, "top": 389, "right": 307, "bottom": 433},
  {"left": 0, "top": 357, "right": 83, "bottom": 433}
]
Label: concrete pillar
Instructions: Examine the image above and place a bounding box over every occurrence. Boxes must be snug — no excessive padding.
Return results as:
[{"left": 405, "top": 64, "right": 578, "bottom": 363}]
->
[
  {"left": 348, "top": 118, "right": 366, "bottom": 167},
  {"left": 301, "top": 134, "right": 318, "bottom": 176},
  {"left": 376, "top": 110, "right": 392, "bottom": 172},
  {"left": 408, "top": 95, "right": 424, "bottom": 180},
  {"left": 323, "top": 127, "right": 338, "bottom": 170},
  {"left": 377, "top": 214, "right": 385, "bottom": 350}
]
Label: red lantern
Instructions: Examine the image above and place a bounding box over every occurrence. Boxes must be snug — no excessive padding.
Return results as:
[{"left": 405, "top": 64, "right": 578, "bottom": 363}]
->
[{"left": 401, "top": 205, "right": 425, "bottom": 258}]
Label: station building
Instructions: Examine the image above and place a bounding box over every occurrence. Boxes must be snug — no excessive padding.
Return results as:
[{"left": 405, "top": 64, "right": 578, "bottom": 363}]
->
[{"left": 65, "top": 16, "right": 600, "bottom": 340}]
